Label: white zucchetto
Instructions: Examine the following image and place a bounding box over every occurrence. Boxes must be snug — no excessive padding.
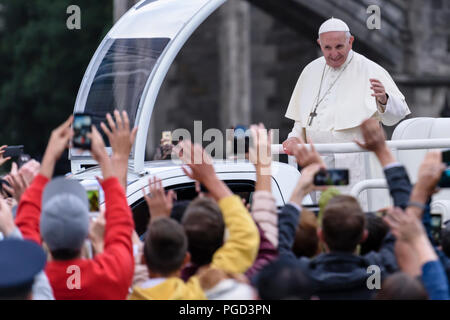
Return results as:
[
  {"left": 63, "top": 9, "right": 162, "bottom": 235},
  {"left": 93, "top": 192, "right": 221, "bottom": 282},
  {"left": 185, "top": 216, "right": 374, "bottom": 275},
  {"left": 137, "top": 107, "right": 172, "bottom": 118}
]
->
[{"left": 318, "top": 17, "right": 350, "bottom": 35}]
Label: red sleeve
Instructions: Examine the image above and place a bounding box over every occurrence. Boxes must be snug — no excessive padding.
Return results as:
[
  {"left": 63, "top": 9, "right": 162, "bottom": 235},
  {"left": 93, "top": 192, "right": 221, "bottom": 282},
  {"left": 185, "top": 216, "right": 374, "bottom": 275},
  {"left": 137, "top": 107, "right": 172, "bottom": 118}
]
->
[
  {"left": 91, "top": 177, "right": 135, "bottom": 292},
  {"left": 15, "top": 174, "right": 49, "bottom": 244}
]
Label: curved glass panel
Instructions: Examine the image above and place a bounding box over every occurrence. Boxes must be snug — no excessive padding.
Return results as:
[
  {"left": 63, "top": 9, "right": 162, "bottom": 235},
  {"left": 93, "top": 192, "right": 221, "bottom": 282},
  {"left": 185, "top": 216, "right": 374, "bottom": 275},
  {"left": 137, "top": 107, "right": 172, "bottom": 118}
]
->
[
  {"left": 84, "top": 38, "right": 169, "bottom": 140},
  {"left": 71, "top": 0, "right": 226, "bottom": 169}
]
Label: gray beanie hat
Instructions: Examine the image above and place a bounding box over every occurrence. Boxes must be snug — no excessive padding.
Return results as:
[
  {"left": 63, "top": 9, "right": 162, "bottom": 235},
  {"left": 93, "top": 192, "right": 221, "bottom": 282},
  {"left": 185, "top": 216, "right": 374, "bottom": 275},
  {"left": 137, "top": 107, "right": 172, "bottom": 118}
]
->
[{"left": 40, "top": 177, "right": 89, "bottom": 252}]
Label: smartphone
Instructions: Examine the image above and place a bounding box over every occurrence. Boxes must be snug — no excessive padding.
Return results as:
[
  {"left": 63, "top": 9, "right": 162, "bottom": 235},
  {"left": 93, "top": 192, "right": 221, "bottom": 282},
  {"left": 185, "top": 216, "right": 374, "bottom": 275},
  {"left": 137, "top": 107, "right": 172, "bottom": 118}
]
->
[
  {"left": 430, "top": 213, "right": 442, "bottom": 244},
  {"left": 73, "top": 113, "right": 92, "bottom": 150},
  {"left": 86, "top": 186, "right": 100, "bottom": 214},
  {"left": 438, "top": 169, "right": 450, "bottom": 188},
  {"left": 3, "top": 145, "right": 24, "bottom": 158},
  {"left": 162, "top": 131, "right": 172, "bottom": 145},
  {"left": 313, "top": 169, "right": 349, "bottom": 186},
  {"left": 442, "top": 149, "right": 450, "bottom": 165}
]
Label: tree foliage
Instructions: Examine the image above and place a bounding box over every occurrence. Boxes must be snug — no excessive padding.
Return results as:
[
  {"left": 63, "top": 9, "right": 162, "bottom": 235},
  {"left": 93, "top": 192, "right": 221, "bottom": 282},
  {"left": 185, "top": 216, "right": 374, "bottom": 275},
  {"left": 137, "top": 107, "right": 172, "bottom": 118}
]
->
[{"left": 0, "top": 0, "right": 112, "bottom": 158}]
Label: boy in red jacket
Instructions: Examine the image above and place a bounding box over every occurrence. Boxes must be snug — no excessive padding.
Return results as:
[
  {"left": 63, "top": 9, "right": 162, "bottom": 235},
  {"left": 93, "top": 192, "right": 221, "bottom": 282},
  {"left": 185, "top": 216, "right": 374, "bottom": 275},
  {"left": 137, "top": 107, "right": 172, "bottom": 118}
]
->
[{"left": 15, "top": 111, "right": 137, "bottom": 300}]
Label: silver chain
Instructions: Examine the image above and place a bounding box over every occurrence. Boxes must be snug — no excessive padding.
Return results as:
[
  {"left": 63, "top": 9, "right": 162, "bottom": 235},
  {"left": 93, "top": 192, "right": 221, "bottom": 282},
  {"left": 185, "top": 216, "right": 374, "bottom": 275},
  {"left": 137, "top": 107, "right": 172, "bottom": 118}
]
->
[{"left": 307, "top": 55, "right": 354, "bottom": 126}]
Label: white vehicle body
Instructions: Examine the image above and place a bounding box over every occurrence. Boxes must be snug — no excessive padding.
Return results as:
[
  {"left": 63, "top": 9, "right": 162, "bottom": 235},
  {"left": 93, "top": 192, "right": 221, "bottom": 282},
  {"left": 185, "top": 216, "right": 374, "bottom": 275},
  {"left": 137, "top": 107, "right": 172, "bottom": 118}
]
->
[{"left": 74, "top": 160, "right": 310, "bottom": 208}]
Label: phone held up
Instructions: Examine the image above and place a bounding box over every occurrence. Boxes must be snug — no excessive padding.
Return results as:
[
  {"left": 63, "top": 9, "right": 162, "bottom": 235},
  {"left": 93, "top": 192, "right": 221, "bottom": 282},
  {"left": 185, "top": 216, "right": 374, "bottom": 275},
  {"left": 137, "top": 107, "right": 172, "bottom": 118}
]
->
[
  {"left": 73, "top": 113, "right": 92, "bottom": 150},
  {"left": 86, "top": 185, "right": 100, "bottom": 219},
  {"left": 430, "top": 213, "right": 442, "bottom": 245},
  {"left": 313, "top": 168, "right": 349, "bottom": 186},
  {"left": 439, "top": 149, "right": 450, "bottom": 188},
  {"left": 3, "top": 145, "right": 24, "bottom": 158}
]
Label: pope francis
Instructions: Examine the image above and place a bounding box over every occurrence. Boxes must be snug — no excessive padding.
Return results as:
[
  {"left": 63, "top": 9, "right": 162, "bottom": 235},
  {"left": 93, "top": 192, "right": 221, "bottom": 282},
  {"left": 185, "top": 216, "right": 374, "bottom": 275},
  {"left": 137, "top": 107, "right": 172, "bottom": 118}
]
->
[{"left": 282, "top": 18, "right": 410, "bottom": 205}]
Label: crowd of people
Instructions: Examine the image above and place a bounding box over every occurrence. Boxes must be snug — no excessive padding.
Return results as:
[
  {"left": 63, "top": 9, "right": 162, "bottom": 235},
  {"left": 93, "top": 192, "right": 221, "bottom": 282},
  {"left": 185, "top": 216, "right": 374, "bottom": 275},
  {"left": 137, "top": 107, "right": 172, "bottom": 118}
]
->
[{"left": 0, "top": 111, "right": 449, "bottom": 300}]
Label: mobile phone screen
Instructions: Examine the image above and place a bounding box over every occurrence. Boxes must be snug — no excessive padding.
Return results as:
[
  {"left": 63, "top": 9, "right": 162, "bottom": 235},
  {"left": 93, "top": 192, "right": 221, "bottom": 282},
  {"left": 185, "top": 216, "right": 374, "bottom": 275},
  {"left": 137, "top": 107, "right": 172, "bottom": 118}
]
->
[
  {"left": 3, "top": 145, "right": 24, "bottom": 158},
  {"left": 87, "top": 188, "right": 100, "bottom": 213},
  {"left": 438, "top": 169, "right": 450, "bottom": 188},
  {"left": 430, "top": 213, "right": 442, "bottom": 244},
  {"left": 443, "top": 149, "right": 450, "bottom": 165},
  {"left": 73, "top": 113, "right": 92, "bottom": 149},
  {"left": 313, "top": 169, "right": 349, "bottom": 186}
]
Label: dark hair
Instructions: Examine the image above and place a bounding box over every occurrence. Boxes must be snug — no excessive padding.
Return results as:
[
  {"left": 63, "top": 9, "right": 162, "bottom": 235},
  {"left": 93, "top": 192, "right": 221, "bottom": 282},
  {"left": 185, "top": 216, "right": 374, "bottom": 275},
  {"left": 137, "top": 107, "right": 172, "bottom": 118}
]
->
[
  {"left": 50, "top": 249, "right": 81, "bottom": 261},
  {"left": 255, "top": 257, "right": 313, "bottom": 300},
  {"left": 170, "top": 200, "right": 190, "bottom": 223},
  {"left": 182, "top": 197, "right": 224, "bottom": 266},
  {"left": 144, "top": 218, "right": 187, "bottom": 276},
  {"left": 375, "top": 272, "right": 428, "bottom": 300},
  {"left": 292, "top": 209, "right": 319, "bottom": 258},
  {"left": 360, "top": 212, "right": 389, "bottom": 255},
  {"left": 322, "top": 195, "right": 366, "bottom": 253},
  {"left": 441, "top": 225, "right": 450, "bottom": 258}
]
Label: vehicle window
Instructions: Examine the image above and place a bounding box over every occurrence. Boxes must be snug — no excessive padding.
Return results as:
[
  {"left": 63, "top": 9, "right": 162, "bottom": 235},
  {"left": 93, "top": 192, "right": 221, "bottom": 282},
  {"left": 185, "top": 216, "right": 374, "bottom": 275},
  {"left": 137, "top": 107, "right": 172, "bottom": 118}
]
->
[
  {"left": 131, "top": 180, "right": 255, "bottom": 236},
  {"left": 83, "top": 38, "right": 169, "bottom": 145}
]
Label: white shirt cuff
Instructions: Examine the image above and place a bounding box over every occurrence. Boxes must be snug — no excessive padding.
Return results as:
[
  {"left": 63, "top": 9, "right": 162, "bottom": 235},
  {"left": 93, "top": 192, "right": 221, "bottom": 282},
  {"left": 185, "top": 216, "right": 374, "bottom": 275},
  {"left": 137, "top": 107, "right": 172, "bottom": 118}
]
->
[{"left": 384, "top": 162, "right": 402, "bottom": 170}]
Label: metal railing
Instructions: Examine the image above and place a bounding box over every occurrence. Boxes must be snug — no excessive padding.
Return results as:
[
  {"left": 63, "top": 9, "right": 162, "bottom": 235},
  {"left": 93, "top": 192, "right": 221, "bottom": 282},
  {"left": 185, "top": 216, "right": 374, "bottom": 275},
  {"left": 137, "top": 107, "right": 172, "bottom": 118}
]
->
[
  {"left": 271, "top": 138, "right": 450, "bottom": 155},
  {"left": 271, "top": 138, "right": 450, "bottom": 208}
]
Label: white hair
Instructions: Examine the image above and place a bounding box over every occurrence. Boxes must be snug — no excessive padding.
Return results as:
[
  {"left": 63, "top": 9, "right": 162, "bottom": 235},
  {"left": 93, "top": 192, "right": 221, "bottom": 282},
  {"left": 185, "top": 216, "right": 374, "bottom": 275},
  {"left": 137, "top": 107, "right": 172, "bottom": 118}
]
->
[{"left": 318, "top": 31, "right": 352, "bottom": 44}]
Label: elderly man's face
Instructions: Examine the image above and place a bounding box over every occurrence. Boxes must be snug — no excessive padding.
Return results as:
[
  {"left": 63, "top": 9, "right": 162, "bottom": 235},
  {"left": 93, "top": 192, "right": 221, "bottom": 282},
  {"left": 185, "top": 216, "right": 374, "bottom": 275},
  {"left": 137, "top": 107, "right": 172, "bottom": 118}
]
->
[{"left": 317, "top": 31, "right": 354, "bottom": 69}]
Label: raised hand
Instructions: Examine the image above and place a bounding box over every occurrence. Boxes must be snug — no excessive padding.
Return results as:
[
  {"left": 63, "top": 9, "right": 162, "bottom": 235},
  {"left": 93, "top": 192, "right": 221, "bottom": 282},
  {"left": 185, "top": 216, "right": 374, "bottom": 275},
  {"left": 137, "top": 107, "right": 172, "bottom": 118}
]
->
[
  {"left": 40, "top": 115, "right": 74, "bottom": 178},
  {"left": 383, "top": 207, "right": 424, "bottom": 243},
  {"left": 175, "top": 140, "right": 232, "bottom": 201},
  {"left": 289, "top": 163, "right": 323, "bottom": 206},
  {"left": 370, "top": 78, "right": 388, "bottom": 105},
  {"left": 89, "top": 126, "right": 109, "bottom": 164},
  {"left": 176, "top": 140, "right": 216, "bottom": 186},
  {"left": 100, "top": 110, "right": 138, "bottom": 158},
  {"left": 282, "top": 137, "right": 301, "bottom": 156},
  {"left": 142, "top": 176, "right": 175, "bottom": 220},
  {"left": 249, "top": 123, "right": 272, "bottom": 176},
  {"left": 291, "top": 137, "right": 325, "bottom": 169},
  {"left": 0, "top": 197, "right": 15, "bottom": 236},
  {"left": 0, "top": 145, "right": 11, "bottom": 167},
  {"left": 354, "top": 118, "right": 395, "bottom": 167},
  {"left": 414, "top": 151, "right": 446, "bottom": 198},
  {"left": 3, "top": 170, "right": 29, "bottom": 203}
]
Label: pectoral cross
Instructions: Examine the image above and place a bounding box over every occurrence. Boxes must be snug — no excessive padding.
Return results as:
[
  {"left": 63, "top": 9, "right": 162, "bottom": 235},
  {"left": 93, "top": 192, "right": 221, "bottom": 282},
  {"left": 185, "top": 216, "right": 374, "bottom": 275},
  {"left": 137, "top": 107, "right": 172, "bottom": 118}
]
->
[{"left": 308, "top": 110, "right": 318, "bottom": 126}]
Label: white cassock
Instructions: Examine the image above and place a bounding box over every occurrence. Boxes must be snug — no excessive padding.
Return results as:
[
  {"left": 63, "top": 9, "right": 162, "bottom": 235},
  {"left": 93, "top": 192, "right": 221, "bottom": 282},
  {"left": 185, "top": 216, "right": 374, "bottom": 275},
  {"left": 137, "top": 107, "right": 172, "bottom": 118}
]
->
[{"left": 285, "top": 50, "right": 411, "bottom": 209}]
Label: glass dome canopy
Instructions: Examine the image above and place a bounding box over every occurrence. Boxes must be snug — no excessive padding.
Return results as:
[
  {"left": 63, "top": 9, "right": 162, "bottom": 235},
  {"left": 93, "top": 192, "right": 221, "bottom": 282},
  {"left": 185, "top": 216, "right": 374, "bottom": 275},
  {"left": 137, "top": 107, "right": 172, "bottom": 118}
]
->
[{"left": 71, "top": 0, "right": 227, "bottom": 174}]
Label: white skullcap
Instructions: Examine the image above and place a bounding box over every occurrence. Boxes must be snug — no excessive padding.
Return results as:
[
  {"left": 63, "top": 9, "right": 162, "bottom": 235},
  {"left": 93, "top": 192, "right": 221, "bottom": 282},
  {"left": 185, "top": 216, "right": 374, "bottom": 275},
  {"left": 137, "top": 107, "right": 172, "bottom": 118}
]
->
[{"left": 318, "top": 17, "right": 350, "bottom": 35}]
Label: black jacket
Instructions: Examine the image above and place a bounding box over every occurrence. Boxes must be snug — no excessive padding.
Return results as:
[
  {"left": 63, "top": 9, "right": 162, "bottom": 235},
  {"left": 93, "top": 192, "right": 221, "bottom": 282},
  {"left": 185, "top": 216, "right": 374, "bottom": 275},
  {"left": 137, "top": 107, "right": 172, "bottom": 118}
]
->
[{"left": 278, "top": 165, "right": 411, "bottom": 299}]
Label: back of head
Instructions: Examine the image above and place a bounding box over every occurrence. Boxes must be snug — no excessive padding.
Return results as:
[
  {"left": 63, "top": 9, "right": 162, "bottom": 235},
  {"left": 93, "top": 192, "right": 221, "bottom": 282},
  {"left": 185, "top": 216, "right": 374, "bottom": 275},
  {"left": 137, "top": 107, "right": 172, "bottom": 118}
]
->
[
  {"left": 0, "top": 239, "right": 47, "bottom": 300},
  {"left": 322, "top": 195, "right": 366, "bottom": 253},
  {"left": 170, "top": 200, "right": 190, "bottom": 223},
  {"left": 293, "top": 209, "right": 319, "bottom": 258},
  {"left": 375, "top": 272, "right": 428, "bottom": 300},
  {"left": 144, "top": 217, "right": 188, "bottom": 276},
  {"left": 40, "top": 177, "right": 89, "bottom": 260},
  {"left": 255, "top": 257, "right": 313, "bottom": 300},
  {"left": 182, "top": 197, "right": 224, "bottom": 266},
  {"left": 360, "top": 212, "right": 389, "bottom": 255}
]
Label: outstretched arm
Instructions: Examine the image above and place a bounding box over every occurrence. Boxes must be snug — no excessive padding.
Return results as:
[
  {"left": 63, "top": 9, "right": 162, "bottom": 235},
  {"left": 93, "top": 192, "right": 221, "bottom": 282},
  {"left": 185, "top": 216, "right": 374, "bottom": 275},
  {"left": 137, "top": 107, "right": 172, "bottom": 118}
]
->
[
  {"left": 278, "top": 164, "right": 321, "bottom": 258},
  {"left": 177, "top": 141, "right": 259, "bottom": 274},
  {"left": 356, "top": 118, "right": 411, "bottom": 208}
]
